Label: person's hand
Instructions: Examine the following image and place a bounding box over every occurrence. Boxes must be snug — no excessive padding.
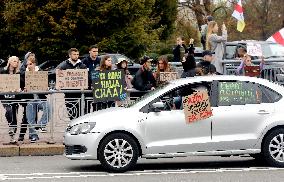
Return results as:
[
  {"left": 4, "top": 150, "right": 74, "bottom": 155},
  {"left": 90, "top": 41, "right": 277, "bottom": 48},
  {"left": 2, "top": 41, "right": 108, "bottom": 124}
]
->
[
  {"left": 151, "top": 87, "right": 155, "bottom": 91},
  {"left": 222, "top": 23, "right": 227, "bottom": 32},
  {"left": 189, "top": 38, "right": 194, "bottom": 44},
  {"left": 182, "top": 56, "right": 186, "bottom": 62}
]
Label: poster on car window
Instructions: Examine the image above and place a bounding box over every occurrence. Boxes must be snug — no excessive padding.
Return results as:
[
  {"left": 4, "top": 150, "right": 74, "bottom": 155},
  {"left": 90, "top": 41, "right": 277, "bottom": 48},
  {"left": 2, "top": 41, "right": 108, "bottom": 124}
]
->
[
  {"left": 25, "top": 71, "right": 48, "bottom": 92},
  {"left": 56, "top": 69, "right": 88, "bottom": 90},
  {"left": 159, "top": 72, "right": 179, "bottom": 82},
  {"left": 182, "top": 90, "right": 213, "bottom": 123},
  {"left": 0, "top": 74, "right": 20, "bottom": 92},
  {"left": 92, "top": 70, "right": 126, "bottom": 102},
  {"left": 247, "top": 43, "right": 263, "bottom": 56}
]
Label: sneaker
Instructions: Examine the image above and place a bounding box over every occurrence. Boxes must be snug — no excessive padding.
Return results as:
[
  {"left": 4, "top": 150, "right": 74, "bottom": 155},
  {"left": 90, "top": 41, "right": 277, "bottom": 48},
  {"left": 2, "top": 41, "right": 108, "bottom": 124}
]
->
[
  {"left": 30, "top": 137, "right": 37, "bottom": 143},
  {"left": 40, "top": 127, "right": 47, "bottom": 133},
  {"left": 10, "top": 135, "right": 16, "bottom": 144}
]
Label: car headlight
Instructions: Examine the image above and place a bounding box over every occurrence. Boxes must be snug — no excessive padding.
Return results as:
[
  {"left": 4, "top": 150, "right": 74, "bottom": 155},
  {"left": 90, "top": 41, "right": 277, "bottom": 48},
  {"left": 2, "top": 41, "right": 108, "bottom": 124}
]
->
[{"left": 69, "top": 122, "right": 96, "bottom": 135}]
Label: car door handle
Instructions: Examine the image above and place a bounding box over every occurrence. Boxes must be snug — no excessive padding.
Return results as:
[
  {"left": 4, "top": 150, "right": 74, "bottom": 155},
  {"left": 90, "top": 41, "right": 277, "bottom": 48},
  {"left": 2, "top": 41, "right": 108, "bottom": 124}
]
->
[{"left": 257, "top": 110, "right": 270, "bottom": 114}]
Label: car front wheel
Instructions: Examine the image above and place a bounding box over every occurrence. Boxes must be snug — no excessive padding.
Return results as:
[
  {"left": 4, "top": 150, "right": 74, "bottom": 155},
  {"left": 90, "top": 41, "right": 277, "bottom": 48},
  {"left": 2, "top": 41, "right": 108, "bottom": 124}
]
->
[
  {"left": 98, "top": 133, "right": 139, "bottom": 172},
  {"left": 263, "top": 128, "right": 284, "bottom": 167}
]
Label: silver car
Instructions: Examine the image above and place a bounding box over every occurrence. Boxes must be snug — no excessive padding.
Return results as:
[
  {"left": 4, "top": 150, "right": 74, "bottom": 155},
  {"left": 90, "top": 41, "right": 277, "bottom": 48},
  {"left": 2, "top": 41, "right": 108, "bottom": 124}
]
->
[{"left": 64, "top": 75, "right": 284, "bottom": 172}]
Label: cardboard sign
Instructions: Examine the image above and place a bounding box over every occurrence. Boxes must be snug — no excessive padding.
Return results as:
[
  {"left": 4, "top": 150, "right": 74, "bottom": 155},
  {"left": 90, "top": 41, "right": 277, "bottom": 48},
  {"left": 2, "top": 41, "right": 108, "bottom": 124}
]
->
[
  {"left": 92, "top": 70, "right": 126, "bottom": 102},
  {"left": 159, "top": 72, "right": 178, "bottom": 82},
  {"left": 247, "top": 43, "right": 262, "bottom": 56},
  {"left": 56, "top": 69, "right": 88, "bottom": 90},
  {"left": 182, "top": 90, "right": 213, "bottom": 123},
  {"left": 25, "top": 71, "right": 48, "bottom": 92},
  {"left": 218, "top": 82, "right": 261, "bottom": 106},
  {"left": 244, "top": 66, "right": 260, "bottom": 77},
  {"left": 0, "top": 74, "right": 20, "bottom": 92}
]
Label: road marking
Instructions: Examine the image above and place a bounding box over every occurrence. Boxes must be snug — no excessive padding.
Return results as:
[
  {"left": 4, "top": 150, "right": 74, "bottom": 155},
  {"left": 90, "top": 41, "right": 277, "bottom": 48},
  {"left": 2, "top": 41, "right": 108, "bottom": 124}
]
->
[{"left": 0, "top": 168, "right": 284, "bottom": 181}]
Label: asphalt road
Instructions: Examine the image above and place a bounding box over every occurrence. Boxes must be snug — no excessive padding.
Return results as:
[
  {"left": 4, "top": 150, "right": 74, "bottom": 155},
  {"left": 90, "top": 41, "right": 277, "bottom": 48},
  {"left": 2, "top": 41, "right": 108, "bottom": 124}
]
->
[{"left": 1, "top": 155, "right": 284, "bottom": 182}]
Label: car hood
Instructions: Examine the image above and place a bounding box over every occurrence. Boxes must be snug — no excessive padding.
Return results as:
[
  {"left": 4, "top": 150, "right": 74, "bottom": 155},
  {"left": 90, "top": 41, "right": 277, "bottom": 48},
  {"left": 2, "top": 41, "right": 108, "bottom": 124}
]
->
[{"left": 68, "top": 107, "right": 137, "bottom": 127}]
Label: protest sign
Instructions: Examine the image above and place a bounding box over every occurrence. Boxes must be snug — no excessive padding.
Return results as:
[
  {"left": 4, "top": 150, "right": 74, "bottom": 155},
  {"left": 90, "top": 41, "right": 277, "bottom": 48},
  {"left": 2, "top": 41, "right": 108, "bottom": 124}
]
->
[
  {"left": 218, "top": 81, "right": 261, "bottom": 106},
  {"left": 25, "top": 71, "right": 48, "bottom": 92},
  {"left": 182, "top": 90, "right": 213, "bottom": 123},
  {"left": 244, "top": 66, "right": 260, "bottom": 77},
  {"left": 92, "top": 70, "right": 126, "bottom": 102},
  {"left": 0, "top": 74, "right": 20, "bottom": 92},
  {"left": 56, "top": 69, "right": 88, "bottom": 90},
  {"left": 159, "top": 72, "right": 178, "bottom": 82},
  {"left": 247, "top": 43, "right": 262, "bottom": 56}
]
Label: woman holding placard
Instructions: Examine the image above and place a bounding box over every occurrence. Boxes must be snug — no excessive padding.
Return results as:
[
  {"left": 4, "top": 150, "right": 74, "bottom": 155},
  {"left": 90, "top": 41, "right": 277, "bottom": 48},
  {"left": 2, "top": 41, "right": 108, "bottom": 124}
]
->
[
  {"left": 154, "top": 55, "right": 175, "bottom": 86},
  {"left": 236, "top": 54, "right": 265, "bottom": 76},
  {"left": 24, "top": 57, "right": 49, "bottom": 143},
  {"left": 0, "top": 56, "right": 21, "bottom": 144}
]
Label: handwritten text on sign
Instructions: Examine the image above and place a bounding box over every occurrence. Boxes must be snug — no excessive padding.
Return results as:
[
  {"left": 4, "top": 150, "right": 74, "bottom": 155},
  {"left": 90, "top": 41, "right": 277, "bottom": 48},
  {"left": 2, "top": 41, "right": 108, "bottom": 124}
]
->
[
  {"left": 159, "top": 72, "right": 178, "bottom": 82},
  {"left": 56, "top": 69, "right": 88, "bottom": 90},
  {"left": 92, "top": 70, "right": 126, "bottom": 102},
  {"left": 0, "top": 74, "right": 20, "bottom": 92},
  {"left": 25, "top": 71, "right": 48, "bottom": 92},
  {"left": 247, "top": 43, "right": 262, "bottom": 56},
  {"left": 218, "top": 82, "right": 260, "bottom": 105},
  {"left": 182, "top": 90, "right": 213, "bottom": 123}
]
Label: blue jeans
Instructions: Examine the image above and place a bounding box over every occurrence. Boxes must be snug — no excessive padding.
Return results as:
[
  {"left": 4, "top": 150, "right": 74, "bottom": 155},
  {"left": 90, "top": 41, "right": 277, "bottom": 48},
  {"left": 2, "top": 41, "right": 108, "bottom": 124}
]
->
[{"left": 26, "top": 100, "right": 49, "bottom": 139}]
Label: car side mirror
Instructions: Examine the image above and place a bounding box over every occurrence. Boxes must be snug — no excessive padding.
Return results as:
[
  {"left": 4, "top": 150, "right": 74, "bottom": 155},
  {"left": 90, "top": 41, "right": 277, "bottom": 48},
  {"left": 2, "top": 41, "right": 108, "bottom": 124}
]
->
[{"left": 151, "top": 102, "right": 165, "bottom": 112}]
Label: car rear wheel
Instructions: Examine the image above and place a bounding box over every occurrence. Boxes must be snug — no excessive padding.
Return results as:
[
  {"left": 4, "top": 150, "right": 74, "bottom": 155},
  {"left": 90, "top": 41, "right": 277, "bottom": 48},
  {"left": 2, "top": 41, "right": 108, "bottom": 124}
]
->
[
  {"left": 98, "top": 133, "right": 139, "bottom": 172},
  {"left": 263, "top": 128, "right": 284, "bottom": 167}
]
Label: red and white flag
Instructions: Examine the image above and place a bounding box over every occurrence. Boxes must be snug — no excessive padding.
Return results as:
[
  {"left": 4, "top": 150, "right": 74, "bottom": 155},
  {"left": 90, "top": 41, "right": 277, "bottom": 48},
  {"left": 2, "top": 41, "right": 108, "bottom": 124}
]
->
[
  {"left": 232, "top": 0, "right": 245, "bottom": 32},
  {"left": 267, "top": 28, "right": 284, "bottom": 46}
]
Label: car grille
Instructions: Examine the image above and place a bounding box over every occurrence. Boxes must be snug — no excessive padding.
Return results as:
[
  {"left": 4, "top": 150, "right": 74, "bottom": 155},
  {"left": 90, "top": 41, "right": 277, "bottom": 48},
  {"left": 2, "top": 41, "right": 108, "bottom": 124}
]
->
[{"left": 65, "top": 145, "right": 87, "bottom": 155}]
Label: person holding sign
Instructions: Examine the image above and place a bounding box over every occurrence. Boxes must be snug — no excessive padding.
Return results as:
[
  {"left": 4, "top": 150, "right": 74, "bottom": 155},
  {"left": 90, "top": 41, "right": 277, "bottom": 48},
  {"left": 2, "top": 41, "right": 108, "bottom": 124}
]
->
[
  {"left": 24, "top": 57, "right": 49, "bottom": 143},
  {"left": 132, "top": 56, "right": 156, "bottom": 91},
  {"left": 56, "top": 48, "right": 87, "bottom": 121},
  {"left": 0, "top": 56, "right": 21, "bottom": 144},
  {"left": 236, "top": 54, "right": 265, "bottom": 76},
  {"left": 116, "top": 58, "right": 133, "bottom": 89},
  {"left": 154, "top": 55, "right": 175, "bottom": 86}
]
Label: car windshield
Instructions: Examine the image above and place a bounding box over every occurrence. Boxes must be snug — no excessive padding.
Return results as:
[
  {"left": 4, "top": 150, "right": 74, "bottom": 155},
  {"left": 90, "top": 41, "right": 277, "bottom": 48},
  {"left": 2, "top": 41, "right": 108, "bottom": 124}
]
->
[
  {"left": 262, "top": 43, "right": 284, "bottom": 58},
  {"left": 124, "top": 83, "right": 170, "bottom": 108}
]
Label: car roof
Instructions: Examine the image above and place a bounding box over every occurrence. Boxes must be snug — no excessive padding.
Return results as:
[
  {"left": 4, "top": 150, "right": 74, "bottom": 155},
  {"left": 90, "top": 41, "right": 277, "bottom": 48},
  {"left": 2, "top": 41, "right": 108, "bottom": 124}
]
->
[
  {"left": 170, "top": 75, "right": 284, "bottom": 93},
  {"left": 226, "top": 40, "right": 276, "bottom": 45}
]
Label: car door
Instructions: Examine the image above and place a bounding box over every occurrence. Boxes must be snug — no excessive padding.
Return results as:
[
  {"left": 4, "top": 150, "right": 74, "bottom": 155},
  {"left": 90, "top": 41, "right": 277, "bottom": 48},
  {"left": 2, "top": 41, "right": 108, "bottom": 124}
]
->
[
  {"left": 143, "top": 82, "right": 214, "bottom": 154},
  {"left": 211, "top": 80, "right": 276, "bottom": 151}
]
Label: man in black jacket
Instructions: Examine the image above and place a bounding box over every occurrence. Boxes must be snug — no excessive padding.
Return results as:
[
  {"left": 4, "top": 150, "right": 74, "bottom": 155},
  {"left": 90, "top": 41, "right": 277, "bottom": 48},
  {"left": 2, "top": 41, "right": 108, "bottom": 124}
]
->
[
  {"left": 196, "top": 50, "right": 217, "bottom": 75},
  {"left": 56, "top": 48, "right": 87, "bottom": 121},
  {"left": 132, "top": 56, "right": 156, "bottom": 91}
]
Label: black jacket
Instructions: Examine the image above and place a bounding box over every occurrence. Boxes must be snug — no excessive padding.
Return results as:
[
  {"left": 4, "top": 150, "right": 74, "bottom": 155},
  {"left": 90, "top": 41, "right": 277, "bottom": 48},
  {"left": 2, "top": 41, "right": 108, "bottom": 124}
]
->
[
  {"left": 132, "top": 67, "right": 156, "bottom": 91},
  {"left": 56, "top": 59, "right": 87, "bottom": 70},
  {"left": 173, "top": 44, "right": 188, "bottom": 62},
  {"left": 82, "top": 56, "right": 101, "bottom": 89},
  {"left": 196, "top": 61, "right": 216, "bottom": 75}
]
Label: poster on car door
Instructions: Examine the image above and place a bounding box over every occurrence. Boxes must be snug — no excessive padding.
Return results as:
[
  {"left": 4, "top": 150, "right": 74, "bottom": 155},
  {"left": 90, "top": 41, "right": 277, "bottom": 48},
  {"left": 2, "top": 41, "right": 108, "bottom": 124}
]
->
[
  {"left": 25, "top": 71, "right": 48, "bottom": 92},
  {"left": 0, "top": 74, "right": 20, "bottom": 92},
  {"left": 92, "top": 70, "right": 127, "bottom": 102},
  {"left": 56, "top": 69, "right": 88, "bottom": 90},
  {"left": 247, "top": 43, "right": 263, "bottom": 56},
  {"left": 182, "top": 90, "right": 213, "bottom": 123}
]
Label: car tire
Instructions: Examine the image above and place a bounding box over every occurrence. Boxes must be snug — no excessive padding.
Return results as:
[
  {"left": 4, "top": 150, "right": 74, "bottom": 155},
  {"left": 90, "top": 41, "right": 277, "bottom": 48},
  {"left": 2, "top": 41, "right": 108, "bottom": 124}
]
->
[
  {"left": 263, "top": 128, "right": 284, "bottom": 167},
  {"left": 98, "top": 133, "right": 139, "bottom": 172}
]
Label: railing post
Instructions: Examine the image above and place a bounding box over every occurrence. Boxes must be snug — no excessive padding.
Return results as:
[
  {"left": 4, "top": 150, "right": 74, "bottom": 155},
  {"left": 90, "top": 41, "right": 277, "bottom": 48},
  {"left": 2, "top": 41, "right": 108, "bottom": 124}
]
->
[
  {"left": 47, "top": 91, "right": 55, "bottom": 144},
  {"left": 81, "top": 92, "right": 85, "bottom": 116}
]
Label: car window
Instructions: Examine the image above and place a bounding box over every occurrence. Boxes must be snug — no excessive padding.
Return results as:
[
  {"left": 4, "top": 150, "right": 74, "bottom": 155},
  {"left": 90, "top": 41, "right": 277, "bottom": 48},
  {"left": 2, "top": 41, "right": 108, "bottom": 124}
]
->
[
  {"left": 225, "top": 45, "right": 237, "bottom": 59},
  {"left": 259, "top": 84, "right": 282, "bottom": 103},
  {"left": 151, "top": 82, "right": 213, "bottom": 111},
  {"left": 262, "top": 43, "right": 284, "bottom": 58},
  {"left": 218, "top": 81, "right": 262, "bottom": 106}
]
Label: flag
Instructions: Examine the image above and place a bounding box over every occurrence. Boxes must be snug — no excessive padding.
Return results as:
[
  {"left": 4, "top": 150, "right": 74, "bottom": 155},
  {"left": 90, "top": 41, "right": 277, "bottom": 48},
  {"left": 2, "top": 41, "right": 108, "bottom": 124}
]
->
[
  {"left": 267, "top": 28, "right": 284, "bottom": 46},
  {"left": 232, "top": 0, "right": 245, "bottom": 32}
]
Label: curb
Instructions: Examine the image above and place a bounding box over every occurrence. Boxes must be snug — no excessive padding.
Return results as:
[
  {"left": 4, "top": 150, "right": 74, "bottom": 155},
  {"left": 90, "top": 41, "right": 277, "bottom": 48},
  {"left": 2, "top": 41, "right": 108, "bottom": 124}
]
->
[{"left": 0, "top": 144, "right": 64, "bottom": 157}]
